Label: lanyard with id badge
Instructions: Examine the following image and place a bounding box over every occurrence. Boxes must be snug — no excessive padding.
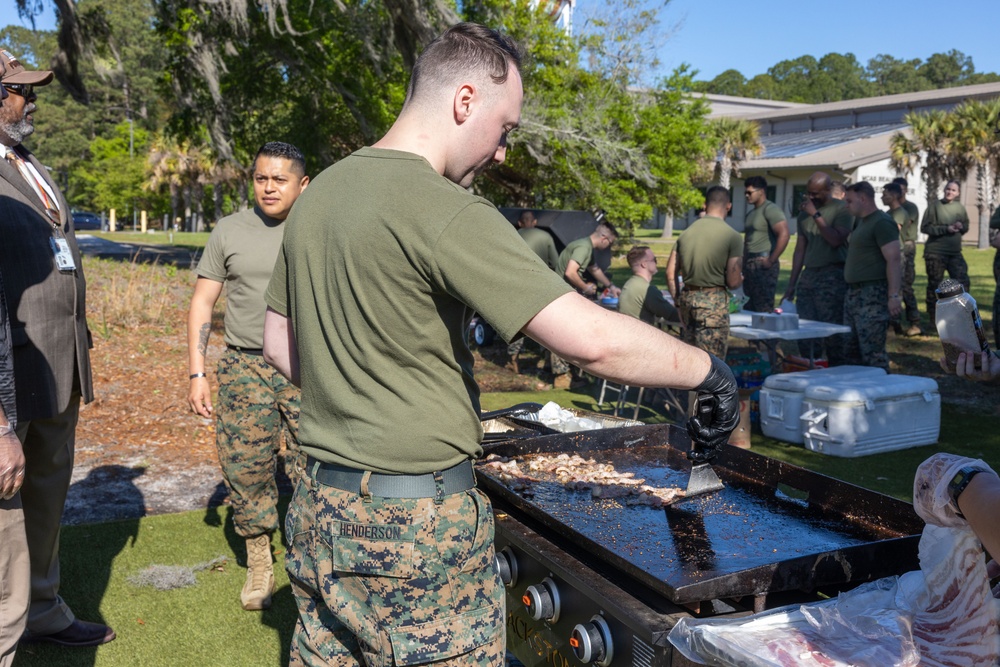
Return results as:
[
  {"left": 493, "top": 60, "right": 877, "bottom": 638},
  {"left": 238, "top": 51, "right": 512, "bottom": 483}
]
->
[{"left": 48, "top": 213, "right": 77, "bottom": 273}]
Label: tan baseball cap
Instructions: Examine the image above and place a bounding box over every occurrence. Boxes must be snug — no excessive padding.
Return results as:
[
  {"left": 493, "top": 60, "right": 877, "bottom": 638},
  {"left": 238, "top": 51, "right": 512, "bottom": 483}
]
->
[{"left": 0, "top": 49, "right": 54, "bottom": 85}]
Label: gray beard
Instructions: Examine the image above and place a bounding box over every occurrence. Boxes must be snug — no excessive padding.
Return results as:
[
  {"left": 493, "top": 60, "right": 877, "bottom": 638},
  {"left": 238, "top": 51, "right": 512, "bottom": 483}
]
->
[{"left": 1, "top": 118, "right": 34, "bottom": 144}]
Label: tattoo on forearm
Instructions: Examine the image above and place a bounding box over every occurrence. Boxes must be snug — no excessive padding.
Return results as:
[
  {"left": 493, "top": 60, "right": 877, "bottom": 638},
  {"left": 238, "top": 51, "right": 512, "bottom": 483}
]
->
[{"left": 198, "top": 323, "right": 210, "bottom": 357}]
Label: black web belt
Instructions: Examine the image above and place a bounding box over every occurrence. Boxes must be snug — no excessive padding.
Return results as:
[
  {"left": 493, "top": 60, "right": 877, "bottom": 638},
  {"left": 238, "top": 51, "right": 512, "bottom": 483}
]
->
[{"left": 306, "top": 457, "right": 476, "bottom": 498}]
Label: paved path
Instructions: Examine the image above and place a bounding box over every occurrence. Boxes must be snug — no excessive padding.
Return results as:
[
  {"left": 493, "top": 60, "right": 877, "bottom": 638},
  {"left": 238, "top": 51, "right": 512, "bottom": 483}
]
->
[{"left": 76, "top": 234, "right": 202, "bottom": 268}]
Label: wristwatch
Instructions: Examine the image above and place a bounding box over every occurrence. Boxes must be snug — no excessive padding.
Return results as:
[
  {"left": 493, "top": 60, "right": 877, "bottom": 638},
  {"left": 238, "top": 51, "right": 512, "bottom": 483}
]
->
[
  {"left": 947, "top": 465, "right": 987, "bottom": 514},
  {"left": 812, "top": 211, "right": 822, "bottom": 220}
]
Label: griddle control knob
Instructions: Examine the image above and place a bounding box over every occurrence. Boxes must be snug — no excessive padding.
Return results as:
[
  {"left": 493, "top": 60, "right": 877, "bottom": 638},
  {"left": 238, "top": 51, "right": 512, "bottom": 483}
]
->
[
  {"left": 570, "top": 615, "right": 613, "bottom": 666},
  {"left": 522, "top": 577, "right": 561, "bottom": 623},
  {"left": 495, "top": 547, "right": 518, "bottom": 588}
]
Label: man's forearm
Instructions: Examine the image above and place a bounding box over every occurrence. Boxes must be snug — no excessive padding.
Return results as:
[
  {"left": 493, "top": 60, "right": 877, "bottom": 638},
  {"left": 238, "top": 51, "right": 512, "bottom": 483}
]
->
[
  {"left": 525, "top": 293, "right": 710, "bottom": 389},
  {"left": 588, "top": 266, "right": 614, "bottom": 289},
  {"left": 187, "top": 303, "right": 213, "bottom": 374},
  {"left": 957, "top": 471, "right": 1000, "bottom": 560},
  {"left": 263, "top": 308, "right": 301, "bottom": 386}
]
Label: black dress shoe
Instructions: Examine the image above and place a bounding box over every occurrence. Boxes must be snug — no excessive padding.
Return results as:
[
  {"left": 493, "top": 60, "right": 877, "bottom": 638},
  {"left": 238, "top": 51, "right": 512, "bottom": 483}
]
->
[{"left": 21, "top": 619, "right": 116, "bottom": 647}]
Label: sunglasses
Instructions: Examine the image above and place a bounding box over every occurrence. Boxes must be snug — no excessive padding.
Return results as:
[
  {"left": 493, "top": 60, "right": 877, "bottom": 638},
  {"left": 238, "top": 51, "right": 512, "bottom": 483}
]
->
[{"left": 3, "top": 84, "right": 34, "bottom": 98}]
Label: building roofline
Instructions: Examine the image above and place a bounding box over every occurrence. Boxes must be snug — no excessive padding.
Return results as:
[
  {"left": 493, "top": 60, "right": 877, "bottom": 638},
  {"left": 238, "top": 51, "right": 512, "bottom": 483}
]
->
[{"left": 743, "top": 82, "right": 1000, "bottom": 122}]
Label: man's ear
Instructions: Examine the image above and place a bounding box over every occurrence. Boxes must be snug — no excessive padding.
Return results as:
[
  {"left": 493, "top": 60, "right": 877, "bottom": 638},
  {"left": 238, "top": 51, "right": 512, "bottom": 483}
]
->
[{"left": 453, "top": 83, "right": 476, "bottom": 124}]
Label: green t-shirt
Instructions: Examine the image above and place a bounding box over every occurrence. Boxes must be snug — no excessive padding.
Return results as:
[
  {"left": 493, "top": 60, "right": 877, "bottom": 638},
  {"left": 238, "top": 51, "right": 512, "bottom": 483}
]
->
[
  {"left": 744, "top": 201, "right": 786, "bottom": 255},
  {"left": 264, "top": 148, "right": 570, "bottom": 473},
  {"left": 921, "top": 199, "right": 969, "bottom": 257},
  {"left": 890, "top": 206, "right": 917, "bottom": 243},
  {"left": 518, "top": 227, "right": 559, "bottom": 270},
  {"left": 675, "top": 216, "right": 743, "bottom": 288},
  {"left": 844, "top": 210, "right": 899, "bottom": 284},
  {"left": 556, "top": 236, "right": 594, "bottom": 283},
  {"left": 618, "top": 274, "right": 676, "bottom": 324},
  {"left": 196, "top": 206, "right": 285, "bottom": 349},
  {"left": 796, "top": 199, "right": 853, "bottom": 268}
]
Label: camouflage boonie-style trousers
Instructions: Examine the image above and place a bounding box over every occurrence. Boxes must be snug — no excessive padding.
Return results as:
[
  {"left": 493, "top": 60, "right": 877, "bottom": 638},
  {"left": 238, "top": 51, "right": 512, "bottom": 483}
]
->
[
  {"left": 743, "top": 254, "right": 779, "bottom": 313},
  {"left": 285, "top": 470, "right": 504, "bottom": 666},
  {"left": 796, "top": 265, "right": 847, "bottom": 366},
  {"left": 897, "top": 241, "right": 920, "bottom": 326},
  {"left": 678, "top": 288, "right": 730, "bottom": 359},
  {"left": 546, "top": 350, "right": 571, "bottom": 376},
  {"left": 842, "top": 282, "right": 890, "bottom": 371},
  {"left": 993, "top": 250, "right": 1000, "bottom": 349},
  {"left": 216, "top": 349, "right": 302, "bottom": 538},
  {"left": 924, "top": 253, "right": 970, "bottom": 324}
]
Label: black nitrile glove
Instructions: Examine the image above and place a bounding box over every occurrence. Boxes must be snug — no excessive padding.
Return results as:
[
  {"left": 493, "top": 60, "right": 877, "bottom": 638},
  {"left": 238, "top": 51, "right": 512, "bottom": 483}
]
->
[{"left": 686, "top": 353, "right": 739, "bottom": 463}]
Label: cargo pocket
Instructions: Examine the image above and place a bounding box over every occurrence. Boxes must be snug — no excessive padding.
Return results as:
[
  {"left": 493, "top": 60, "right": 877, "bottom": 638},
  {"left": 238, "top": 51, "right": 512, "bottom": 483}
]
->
[
  {"left": 328, "top": 526, "right": 416, "bottom": 578},
  {"left": 388, "top": 599, "right": 504, "bottom": 665}
]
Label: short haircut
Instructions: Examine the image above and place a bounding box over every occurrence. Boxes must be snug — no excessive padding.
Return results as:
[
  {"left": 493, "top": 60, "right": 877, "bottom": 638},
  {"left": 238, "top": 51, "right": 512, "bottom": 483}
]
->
[
  {"left": 627, "top": 246, "right": 651, "bottom": 268},
  {"left": 846, "top": 181, "right": 875, "bottom": 199},
  {"left": 831, "top": 181, "right": 847, "bottom": 196},
  {"left": 254, "top": 142, "right": 306, "bottom": 177},
  {"left": 883, "top": 183, "right": 903, "bottom": 198},
  {"left": 407, "top": 22, "right": 522, "bottom": 106},
  {"left": 705, "top": 185, "right": 731, "bottom": 207},
  {"left": 744, "top": 176, "right": 767, "bottom": 190},
  {"left": 518, "top": 209, "right": 536, "bottom": 225},
  {"left": 892, "top": 177, "right": 908, "bottom": 188},
  {"left": 596, "top": 221, "right": 617, "bottom": 239},
  {"left": 945, "top": 180, "right": 961, "bottom": 190}
]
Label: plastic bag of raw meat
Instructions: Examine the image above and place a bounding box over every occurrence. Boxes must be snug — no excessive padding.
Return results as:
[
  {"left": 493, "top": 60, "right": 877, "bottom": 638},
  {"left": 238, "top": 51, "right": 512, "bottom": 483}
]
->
[{"left": 668, "top": 523, "right": 1000, "bottom": 666}]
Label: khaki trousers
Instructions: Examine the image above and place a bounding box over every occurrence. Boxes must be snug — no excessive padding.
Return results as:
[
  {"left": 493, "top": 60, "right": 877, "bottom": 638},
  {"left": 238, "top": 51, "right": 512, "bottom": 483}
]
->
[
  {"left": 0, "top": 493, "right": 29, "bottom": 667},
  {"left": 15, "top": 395, "right": 79, "bottom": 635}
]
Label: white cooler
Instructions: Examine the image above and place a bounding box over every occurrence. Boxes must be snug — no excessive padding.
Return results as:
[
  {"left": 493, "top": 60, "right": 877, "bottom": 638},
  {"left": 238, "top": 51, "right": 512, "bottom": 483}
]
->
[
  {"left": 760, "top": 366, "right": 886, "bottom": 444},
  {"left": 799, "top": 375, "right": 940, "bottom": 457}
]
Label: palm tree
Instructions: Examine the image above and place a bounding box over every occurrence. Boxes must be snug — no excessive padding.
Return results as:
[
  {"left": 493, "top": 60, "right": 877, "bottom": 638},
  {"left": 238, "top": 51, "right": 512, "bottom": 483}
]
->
[
  {"left": 952, "top": 98, "right": 1000, "bottom": 248},
  {"left": 709, "top": 117, "right": 763, "bottom": 190},
  {"left": 894, "top": 109, "right": 966, "bottom": 204}
]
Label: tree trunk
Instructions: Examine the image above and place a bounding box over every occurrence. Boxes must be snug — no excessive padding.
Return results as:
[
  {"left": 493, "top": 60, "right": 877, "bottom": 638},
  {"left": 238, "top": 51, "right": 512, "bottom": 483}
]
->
[
  {"left": 977, "top": 161, "right": 992, "bottom": 249},
  {"left": 183, "top": 186, "right": 193, "bottom": 232},
  {"left": 214, "top": 184, "right": 224, "bottom": 224},
  {"left": 169, "top": 183, "right": 179, "bottom": 231},
  {"left": 719, "top": 157, "right": 733, "bottom": 190},
  {"left": 659, "top": 211, "right": 674, "bottom": 239}
]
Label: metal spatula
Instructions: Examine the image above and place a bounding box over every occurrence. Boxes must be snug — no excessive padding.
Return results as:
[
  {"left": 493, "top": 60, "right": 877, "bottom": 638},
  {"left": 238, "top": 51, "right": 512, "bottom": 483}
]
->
[{"left": 667, "top": 396, "right": 725, "bottom": 505}]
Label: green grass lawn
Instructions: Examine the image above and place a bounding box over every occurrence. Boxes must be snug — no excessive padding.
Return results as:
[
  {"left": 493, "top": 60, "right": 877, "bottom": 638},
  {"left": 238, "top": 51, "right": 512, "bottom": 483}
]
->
[{"left": 14, "top": 507, "right": 296, "bottom": 667}]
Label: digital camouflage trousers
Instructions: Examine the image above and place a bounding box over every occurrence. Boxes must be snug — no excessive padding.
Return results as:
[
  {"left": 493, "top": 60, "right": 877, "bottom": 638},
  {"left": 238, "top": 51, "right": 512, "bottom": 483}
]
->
[
  {"left": 216, "top": 349, "right": 302, "bottom": 538},
  {"left": 993, "top": 250, "right": 1000, "bottom": 349},
  {"left": 924, "top": 252, "right": 969, "bottom": 325},
  {"left": 743, "top": 255, "right": 779, "bottom": 313},
  {"left": 678, "top": 288, "right": 730, "bottom": 359},
  {"left": 795, "top": 265, "right": 847, "bottom": 366},
  {"left": 285, "top": 471, "right": 504, "bottom": 666},
  {"left": 842, "top": 282, "right": 890, "bottom": 371},
  {"left": 894, "top": 241, "right": 921, "bottom": 326}
]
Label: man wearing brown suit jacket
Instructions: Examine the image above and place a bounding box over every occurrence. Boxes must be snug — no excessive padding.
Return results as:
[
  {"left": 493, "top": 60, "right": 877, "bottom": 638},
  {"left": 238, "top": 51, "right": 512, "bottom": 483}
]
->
[{"left": 0, "top": 49, "right": 114, "bottom": 648}]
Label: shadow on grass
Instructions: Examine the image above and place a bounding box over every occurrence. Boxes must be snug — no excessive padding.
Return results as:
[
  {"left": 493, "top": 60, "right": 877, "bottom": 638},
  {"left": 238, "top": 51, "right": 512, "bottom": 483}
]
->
[{"left": 15, "top": 518, "right": 140, "bottom": 667}]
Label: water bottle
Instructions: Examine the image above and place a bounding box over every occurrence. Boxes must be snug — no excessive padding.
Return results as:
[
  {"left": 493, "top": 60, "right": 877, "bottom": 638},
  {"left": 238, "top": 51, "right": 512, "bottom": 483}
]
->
[{"left": 935, "top": 279, "right": 990, "bottom": 372}]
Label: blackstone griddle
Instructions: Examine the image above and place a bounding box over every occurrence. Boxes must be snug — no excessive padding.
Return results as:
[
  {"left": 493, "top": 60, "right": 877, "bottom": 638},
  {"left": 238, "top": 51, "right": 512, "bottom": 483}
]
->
[{"left": 479, "top": 422, "right": 923, "bottom": 667}]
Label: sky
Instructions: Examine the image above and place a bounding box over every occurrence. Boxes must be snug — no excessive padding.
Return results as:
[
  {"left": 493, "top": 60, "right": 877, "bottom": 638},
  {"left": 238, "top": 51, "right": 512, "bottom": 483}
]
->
[
  {"left": 3, "top": 0, "right": 1000, "bottom": 84},
  {"left": 648, "top": 0, "right": 1000, "bottom": 83}
]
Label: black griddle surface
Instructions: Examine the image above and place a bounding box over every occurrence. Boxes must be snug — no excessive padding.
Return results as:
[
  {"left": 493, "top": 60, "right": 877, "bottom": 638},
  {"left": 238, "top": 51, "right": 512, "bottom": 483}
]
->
[
  {"left": 479, "top": 425, "right": 921, "bottom": 605},
  {"left": 518, "top": 447, "right": 867, "bottom": 575}
]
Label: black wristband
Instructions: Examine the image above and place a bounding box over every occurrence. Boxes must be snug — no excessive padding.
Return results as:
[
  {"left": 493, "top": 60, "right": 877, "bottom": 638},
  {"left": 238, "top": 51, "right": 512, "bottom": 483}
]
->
[
  {"left": 189, "top": 372, "right": 207, "bottom": 380},
  {"left": 948, "top": 466, "right": 986, "bottom": 513}
]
